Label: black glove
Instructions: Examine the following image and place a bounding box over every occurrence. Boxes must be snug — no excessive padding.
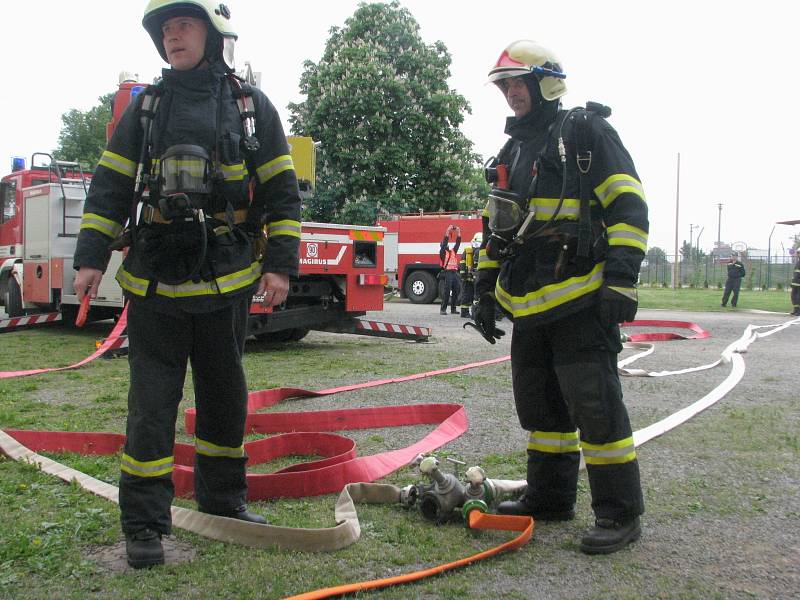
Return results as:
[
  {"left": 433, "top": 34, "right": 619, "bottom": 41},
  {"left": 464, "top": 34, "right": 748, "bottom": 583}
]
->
[
  {"left": 598, "top": 284, "right": 638, "bottom": 324},
  {"left": 465, "top": 293, "right": 505, "bottom": 344}
]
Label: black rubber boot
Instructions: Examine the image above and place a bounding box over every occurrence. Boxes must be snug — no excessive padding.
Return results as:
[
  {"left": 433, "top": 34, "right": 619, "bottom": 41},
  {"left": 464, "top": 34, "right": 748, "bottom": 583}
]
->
[
  {"left": 791, "top": 307, "right": 800, "bottom": 316},
  {"left": 460, "top": 308, "right": 470, "bottom": 318},
  {"left": 201, "top": 505, "right": 267, "bottom": 524},
  {"left": 439, "top": 309, "right": 447, "bottom": 315},
  {"left": 496, "top": 493, "right": 575, "bottom": 521},
  {"left": 450, "top": 308, "right": 458, "bottom": 314},
  {"left": 125, "top": 528, "right": 164, "bottom": 569},
  {"left": 580, "top": 516, "right": 641, "bottom": 554}
]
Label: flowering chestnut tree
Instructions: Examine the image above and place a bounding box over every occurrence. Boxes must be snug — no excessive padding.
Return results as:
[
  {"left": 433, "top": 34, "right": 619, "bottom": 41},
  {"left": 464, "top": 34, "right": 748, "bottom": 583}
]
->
[{"left": 288, "top": 1, "right": 485, "bottom": 224}]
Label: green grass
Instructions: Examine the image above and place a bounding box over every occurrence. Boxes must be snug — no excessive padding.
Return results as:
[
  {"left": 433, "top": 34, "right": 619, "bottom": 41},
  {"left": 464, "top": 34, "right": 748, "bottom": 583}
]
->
[
  {"left": 638, "top": 287, "right": 792, "bottom": 312},
  {"left": 0, "top": 293, "right": 796, "bottom": 599}
]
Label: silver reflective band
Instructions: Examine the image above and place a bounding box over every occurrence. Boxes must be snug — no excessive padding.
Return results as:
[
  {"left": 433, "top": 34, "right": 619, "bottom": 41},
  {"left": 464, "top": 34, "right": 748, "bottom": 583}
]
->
[{"left": 160, "top": 144, "right": 213, "bottom": 195}]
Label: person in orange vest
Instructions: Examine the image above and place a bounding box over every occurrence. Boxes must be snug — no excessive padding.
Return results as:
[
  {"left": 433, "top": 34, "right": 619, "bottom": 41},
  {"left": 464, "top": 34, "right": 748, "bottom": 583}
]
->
[{"left": 439, "top": 224, "right": 462, "bottom": 315}]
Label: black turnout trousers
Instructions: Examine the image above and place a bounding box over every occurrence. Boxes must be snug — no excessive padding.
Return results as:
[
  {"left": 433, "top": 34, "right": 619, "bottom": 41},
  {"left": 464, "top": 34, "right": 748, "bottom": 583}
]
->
[{"left": 119, "top": 295, "right": 250, "bottom": 534}]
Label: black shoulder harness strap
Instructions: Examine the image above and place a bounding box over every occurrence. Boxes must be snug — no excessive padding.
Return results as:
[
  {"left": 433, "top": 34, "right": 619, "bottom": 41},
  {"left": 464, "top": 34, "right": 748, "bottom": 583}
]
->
[
  {"left": 574, "top": 109, "right": 593, "bottom": 258},
  {"left": 573, "top": 101, "right": 611, "bottom": 258}
]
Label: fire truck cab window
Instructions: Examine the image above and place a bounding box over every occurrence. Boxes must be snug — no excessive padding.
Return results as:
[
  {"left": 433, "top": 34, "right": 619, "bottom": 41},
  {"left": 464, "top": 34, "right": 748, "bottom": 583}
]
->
[
  {"left": 1, "top": 180, "right": 16, "bottom": 223},
  {"left": 353, "top": 240, "right": 377, "bottom": 267}
]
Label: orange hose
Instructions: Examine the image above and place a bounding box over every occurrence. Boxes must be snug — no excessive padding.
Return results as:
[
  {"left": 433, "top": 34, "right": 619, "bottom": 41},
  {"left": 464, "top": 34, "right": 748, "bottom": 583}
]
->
[{"left": 285, "top": 511, "right": 534, "bottom": 600}]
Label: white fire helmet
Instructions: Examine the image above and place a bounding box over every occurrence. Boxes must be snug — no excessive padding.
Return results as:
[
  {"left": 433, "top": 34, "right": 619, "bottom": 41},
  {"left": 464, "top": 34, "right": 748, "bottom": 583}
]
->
[
  {"left": 487, "top": 40, "right": 567, "bottom": 101},
  {"left": 143, "top": 0, "right": 237, "bottom": 70},
  {"left": 471, "top": 232, "right": 483, "bottom": 249}
]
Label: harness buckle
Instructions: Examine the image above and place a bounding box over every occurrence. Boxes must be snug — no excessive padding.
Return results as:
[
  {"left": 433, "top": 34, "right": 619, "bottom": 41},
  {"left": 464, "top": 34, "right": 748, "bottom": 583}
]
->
[{"left": 577, "top": 151, "right": 592, "bottom": 174}]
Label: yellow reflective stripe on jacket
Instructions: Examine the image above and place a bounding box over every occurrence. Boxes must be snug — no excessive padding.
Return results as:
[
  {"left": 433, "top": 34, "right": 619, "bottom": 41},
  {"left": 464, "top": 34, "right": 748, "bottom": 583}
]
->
[
  {"left": 120, "top": 453, "right": 174, "bottom": 477},
  {"left": 195, "top": 437, "right": 245, "bottom": 459},
  {"left": 256, "top": 154, "right": 294, "bottom": 184},
  {"left": 594, "top": 174, "right": 645, "bottom": 208},
  {"left": 496, "top": 262, "right": 605, "bottom": 318},
  {"left": 477, "top": 249, "right": 500, "bottom": 270},
  {"left": 267, "top": 219, "right": 301, "bottom": 238},
  {"left": 98, "top": 150, "right": 136, "bottom": 178},
  {"left": 528, "top": 430, "right": 580, "bottom": 453},
  {"left": 80, "top": 213, "right": 124, "bottom": 239},
  {"left": 581, "top": 436, "right": 636, "bottom": 465},
  {"left": 528, "top": 197, "right": 596, "bottom": 220},
  {"left": 115, "top": 267, "right": 150, "bottom": 296},
  {"left": 221, "top": 161, "right": 247, "bottom": 181},
  {"left": 607, "top": 223, "right": 648, "bottom": 252},
  {"left": 116, "top": 261, "right": 261, "bottom": 298},
  {"left": 155, "top": 261, "right": 262, "bottom": 298}
]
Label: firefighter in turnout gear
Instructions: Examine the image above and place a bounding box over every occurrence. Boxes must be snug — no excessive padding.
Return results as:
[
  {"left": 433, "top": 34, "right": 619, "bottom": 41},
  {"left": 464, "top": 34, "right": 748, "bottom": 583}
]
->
[
  {"left": 73, "top": 0, "right": 301, "bottom": 569},
  {"left": 473, "top": 40, "right": 648, "bottom": 554},
  {"left": 457, "top": 234, "right": 480, "bottom": 318},
  {"left": 791, "top": 252, "right": 800, "bottom": 316},
  {"left": 721, "top": 255, "right": 746, "bottom": 308},
  {"left": 439, "top": 224, "right": 462, "bottom": 315}
]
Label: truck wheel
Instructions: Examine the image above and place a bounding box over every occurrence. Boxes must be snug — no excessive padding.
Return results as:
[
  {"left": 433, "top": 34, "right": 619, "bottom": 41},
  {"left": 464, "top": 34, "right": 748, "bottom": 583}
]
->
[
  {"left": 254, "top": 328, "right": 298, "bottom": 343},
  {"left": 404, "top": 271, "right": 437, "bottom": 304},
  {"left": 5, "top": 277, "right": 23, "bottom": 317},
  {"left": 289, "top": 327, "right": 310, "bottom": 341}
]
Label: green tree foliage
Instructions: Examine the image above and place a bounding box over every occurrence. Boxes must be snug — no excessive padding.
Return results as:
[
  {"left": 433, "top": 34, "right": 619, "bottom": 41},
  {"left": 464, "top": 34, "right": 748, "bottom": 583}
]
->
[
  {"left": 53, "top": 93, "right": 113, "bottom": 168},
  {"left": 646, "top": 246, "right": 667, "bottom": 262},
  {"left": 288, "top": 1, "right": 484, "bottom": 224}
]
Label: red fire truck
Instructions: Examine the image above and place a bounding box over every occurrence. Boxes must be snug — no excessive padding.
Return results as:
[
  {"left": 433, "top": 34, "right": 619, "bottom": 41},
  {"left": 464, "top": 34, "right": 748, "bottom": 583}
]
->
[{"left": 378, "top": 212, "right": 483, "bottom": 303}]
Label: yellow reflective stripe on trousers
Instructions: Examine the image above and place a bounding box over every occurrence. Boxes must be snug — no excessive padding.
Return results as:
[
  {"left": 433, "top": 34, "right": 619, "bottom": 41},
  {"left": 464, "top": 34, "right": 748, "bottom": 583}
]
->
[
  {"left": 477, "top": 249, "right": 500, "bottom": 270},
  {"left": 528, "top": 430, "right": 580, "bottom": 453},
  {"left": 155, "top": 261, "right": 262, "bottom": 297},
  {"left": 256, "top": 154, "right": 294, "bottom": 184},
  {"left": 80, "top": 213, "right": 124, "bottom": 239},
  {"left": 581, "top": 436, "right": 637, "bottom": 465},
  {"left": 594, "top": 174, "right": 646, "bottom": 208},
  {"left": 267, "top": 219, "right": 301, "bottom": 238},
  {"left": 120, "top": 453, "right": 174, "bottom": 477},
  {"left": 607, "top": 223, "right": 648, "bottom": 252},
  {"left": 98, "top": 150, "right": 136, "bottom": 178},
  {"left": 496, "top": 262, "right": 605, "bottom": 318},
  {"left": 195, "top": 437, "right": 245, "bottom": 459}
]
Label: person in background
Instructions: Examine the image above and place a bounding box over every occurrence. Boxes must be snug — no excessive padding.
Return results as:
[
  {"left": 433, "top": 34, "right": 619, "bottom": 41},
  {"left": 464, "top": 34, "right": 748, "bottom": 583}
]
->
[
  {"left": 473, "top": 39, "right": 648, "bottom": 554},
  {"left": 790, "top": 250, "right": 800, "bottom": 316},
  {"left": 458, "top": 233, "right": 480, "bottom": 318},
  {"left": 721, "top": 254, "right": 746, "bottom": 308},
  {"left": 438, "top": 224, "right": 461, "bottom": 315},
  {"left": 72, "top": 0, "right": 301, "bottom": 568}
]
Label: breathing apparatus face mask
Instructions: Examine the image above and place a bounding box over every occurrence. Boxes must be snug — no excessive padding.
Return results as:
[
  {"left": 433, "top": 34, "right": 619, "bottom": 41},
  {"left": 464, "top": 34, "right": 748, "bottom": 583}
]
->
[
  {"left": 486, "top": 188, "right": 527, "bottom": 237},
  {"left": 158, "top": 144, "right": 213, "bottom": 220}
]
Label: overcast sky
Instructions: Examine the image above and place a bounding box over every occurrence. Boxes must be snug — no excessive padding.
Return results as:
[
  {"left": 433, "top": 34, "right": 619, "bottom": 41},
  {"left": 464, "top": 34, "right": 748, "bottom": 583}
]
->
[{"left": 2, "top": 0, "right": 797, "bottom": 254}]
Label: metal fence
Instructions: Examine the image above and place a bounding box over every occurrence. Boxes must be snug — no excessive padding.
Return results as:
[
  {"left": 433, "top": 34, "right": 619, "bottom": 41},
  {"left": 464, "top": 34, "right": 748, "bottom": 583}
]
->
[{"left": 639, "top": 254, "right": 796, "bottom": 290}]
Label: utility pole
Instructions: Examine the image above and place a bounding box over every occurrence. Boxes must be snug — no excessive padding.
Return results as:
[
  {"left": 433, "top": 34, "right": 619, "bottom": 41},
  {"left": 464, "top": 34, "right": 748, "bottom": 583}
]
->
[
  {"left": 672, "top": 153, "right": 680, "bottom": 289},
  {"left": 716, "top": 203, "right": 723, "bottom": 252}
]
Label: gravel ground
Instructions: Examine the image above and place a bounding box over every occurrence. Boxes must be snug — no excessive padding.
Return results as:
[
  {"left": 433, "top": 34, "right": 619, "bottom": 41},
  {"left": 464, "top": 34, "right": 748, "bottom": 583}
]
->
[{"left": 300, "top": 301, "right": 800, "bottom": 599}]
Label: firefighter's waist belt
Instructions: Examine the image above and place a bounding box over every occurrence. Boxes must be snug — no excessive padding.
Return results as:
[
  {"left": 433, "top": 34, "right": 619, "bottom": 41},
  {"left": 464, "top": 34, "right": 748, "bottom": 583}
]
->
[{"left": 142, "top": 205, "right": 248, "bottom": 225}]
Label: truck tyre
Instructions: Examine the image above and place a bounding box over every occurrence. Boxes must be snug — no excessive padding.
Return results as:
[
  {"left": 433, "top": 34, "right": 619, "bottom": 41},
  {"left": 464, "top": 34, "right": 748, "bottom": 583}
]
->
[
  {"left": 254, "top": 328, "right": 307, "bottom": 343},
  {"left": 404, "top": 270, "right": 437, "bottom": 304},
  {"left": 5, "top": 277, "right": 23, "bottom": 317}
]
